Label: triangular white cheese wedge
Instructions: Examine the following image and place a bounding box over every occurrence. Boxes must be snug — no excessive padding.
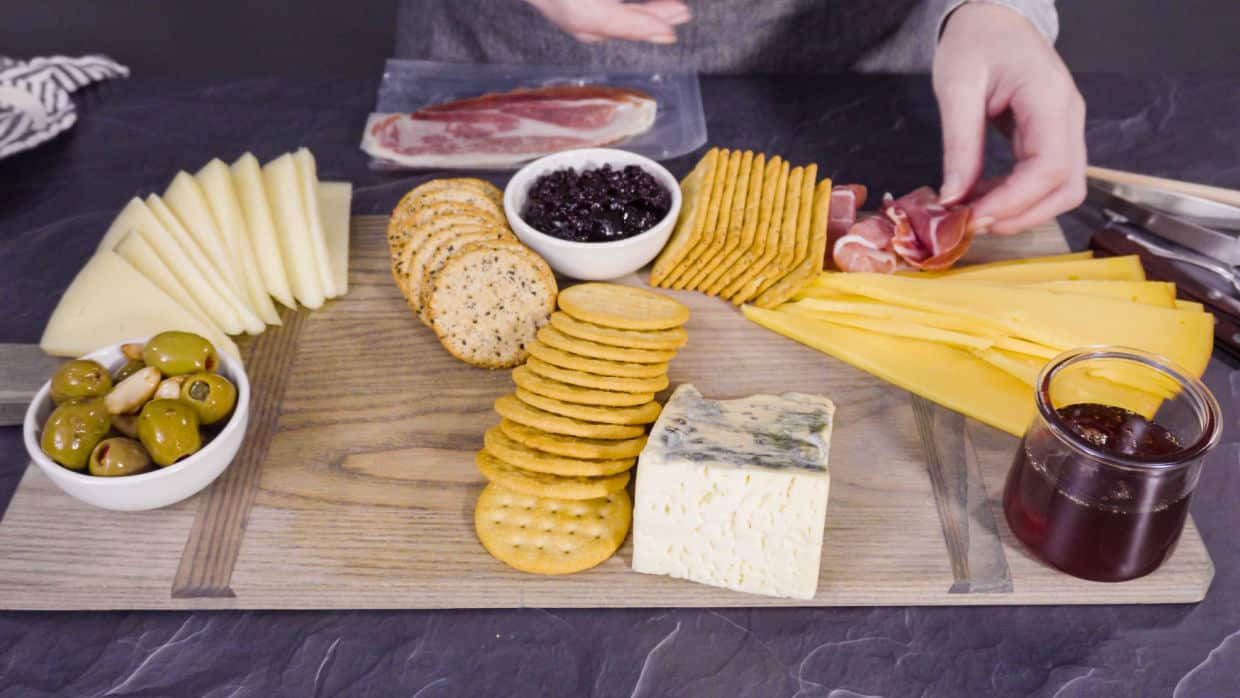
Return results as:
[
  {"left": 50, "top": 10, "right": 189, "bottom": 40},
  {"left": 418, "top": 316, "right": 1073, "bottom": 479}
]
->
[
  {"left": 196, "top": 158, "right": 282, "bottom": 326},
  {"left": 293, "top": 148, "right": 338, "bottom": 298},
  {"left": 41, "top": 250, "right": 239, "bottom": 359},
  {"left": 263, "top": 153, "right": 325, "bottom": 309},
  {"left": 164, "top": 171, "right": 247, "bottom": 301},
  {"left": 232, "top": 153, "right": 296, "bottom": 310},
  {"left": 113, "top": 229, "right": 216, "bottom": 331},
  {"left": 147, "top": 194, "right": 266, "bottom": 335},
  {"left": 318, "top": 181, "right": 352, "bottom": 296}
]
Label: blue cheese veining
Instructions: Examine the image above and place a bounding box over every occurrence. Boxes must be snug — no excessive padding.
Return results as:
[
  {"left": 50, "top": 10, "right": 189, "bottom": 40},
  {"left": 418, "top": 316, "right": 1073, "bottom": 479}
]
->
[{"left": 631, "top": 384, "right": 835, "bottom": 600}]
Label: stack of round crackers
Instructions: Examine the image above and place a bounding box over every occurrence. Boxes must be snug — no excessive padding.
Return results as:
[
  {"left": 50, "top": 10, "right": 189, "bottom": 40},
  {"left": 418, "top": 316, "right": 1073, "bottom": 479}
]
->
[
  {"left": 388, "top": 178, "right": 557, "bottom": 369},
  {"left": 473, "top": 283, "right": 690, "bottom": 575}
]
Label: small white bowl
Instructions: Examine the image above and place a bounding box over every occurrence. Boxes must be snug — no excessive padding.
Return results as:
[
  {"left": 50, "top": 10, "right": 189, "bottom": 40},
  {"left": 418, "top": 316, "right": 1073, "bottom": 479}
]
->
[
  {"left": 23, "top": 339, "right": 250, "bottom": 511},
  {"left": 504, "top": 148, "right": 682, "bottom": 281}
]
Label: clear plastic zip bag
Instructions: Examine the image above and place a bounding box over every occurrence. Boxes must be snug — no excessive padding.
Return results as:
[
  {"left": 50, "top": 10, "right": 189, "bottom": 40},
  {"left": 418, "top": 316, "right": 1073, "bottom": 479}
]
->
[{"left": 362, "top": 59, "right": 707, "bottom": 171}]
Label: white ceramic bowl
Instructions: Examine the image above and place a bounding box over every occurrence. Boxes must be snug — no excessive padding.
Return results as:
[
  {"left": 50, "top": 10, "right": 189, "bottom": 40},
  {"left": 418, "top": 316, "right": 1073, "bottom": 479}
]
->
[
  {"left": 23, "top": 339, "right": 250, "bottom": 511},
  {"left": 504, "top": 148, "right": 682, "bottom": 281}
]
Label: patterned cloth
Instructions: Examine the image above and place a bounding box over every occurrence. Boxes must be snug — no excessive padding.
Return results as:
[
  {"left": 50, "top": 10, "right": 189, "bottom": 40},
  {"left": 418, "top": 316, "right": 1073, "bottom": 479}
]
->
[{"left": 0, "top": 55, "right": 129, "bottom": 159}]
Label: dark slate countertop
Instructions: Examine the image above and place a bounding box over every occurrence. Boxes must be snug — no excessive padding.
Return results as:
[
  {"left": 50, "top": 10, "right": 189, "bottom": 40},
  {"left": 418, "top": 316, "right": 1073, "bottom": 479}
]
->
[{"left": 1, "top": 73, "right": 1238, "bottom": 697}]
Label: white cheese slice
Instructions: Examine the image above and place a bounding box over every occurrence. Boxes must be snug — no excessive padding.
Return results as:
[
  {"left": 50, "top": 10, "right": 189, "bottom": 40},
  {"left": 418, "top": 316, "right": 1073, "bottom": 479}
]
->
[
  {"left": 41, "top": 250, "right": 239, "bottom": 359},
  {"left": 113, "top": 230, "right": 216, "bottom": 331},
  {"left": 231, "top": 153, "right": 296, "bottom": 310},
  {"left": 318, "top": 180, "right": 352, "bottom": 296},
  {"left": 164, "top": 171, "right": 247, "bottom": 301},
  {"left": 293, "top": 148, "right": 338, "bottom": 298},
  {"left": 196, "top": 158, "right": 282, "bottom": 326},
  {"left": 263, "top": 153, "right": 325, "bottom": 309},
  {"left": 632, "top": 384, "right": 834, "bottom": 601},
  {"left": 147, "top": 194, "right": 266, "bottom": 335}
]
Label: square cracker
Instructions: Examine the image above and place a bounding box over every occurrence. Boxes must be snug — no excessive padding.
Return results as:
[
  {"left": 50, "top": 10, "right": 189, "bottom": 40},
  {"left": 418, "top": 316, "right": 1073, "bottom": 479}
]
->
[
  {"left": 707, "top": 155, "right": 781, "bottom": 296},
  {"left": 754, "top": 177, "right": 833, "bottom": 308},
  {"left": 720, "top": 159, "right": 790, "bottom": 299},
  {"left": 752, "top": 163, "right": 817, "bottom": 299},
  {"left": 650, "top": 148, "right": 720, "bottom": 286},
  {"left": 727, "top": 164, "right": 802, "bottom": 303},
  {"left": 699, "top": 152, "right": 767, "bottom": 294},
  {"left": 664, "top": 149, "right": 740, "bottom": 289},
  {"left": 681, "top": 150, "right": 753, "bottom": 290}
]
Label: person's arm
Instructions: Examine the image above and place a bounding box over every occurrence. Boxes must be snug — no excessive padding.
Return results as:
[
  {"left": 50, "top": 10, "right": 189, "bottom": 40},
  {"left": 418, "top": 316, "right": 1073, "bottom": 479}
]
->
[{"left": 521, "top": 0, "right": 691, "bottom": 44}]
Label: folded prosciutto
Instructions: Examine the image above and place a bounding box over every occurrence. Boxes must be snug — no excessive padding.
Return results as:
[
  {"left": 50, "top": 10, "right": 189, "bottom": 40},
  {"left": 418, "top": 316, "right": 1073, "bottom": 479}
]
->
[
  {"left": 831, "top": 186, "right": 973, "bottom": 273},
  {"left": 363, "top": 85, "right": 658, "bottom": 169}
]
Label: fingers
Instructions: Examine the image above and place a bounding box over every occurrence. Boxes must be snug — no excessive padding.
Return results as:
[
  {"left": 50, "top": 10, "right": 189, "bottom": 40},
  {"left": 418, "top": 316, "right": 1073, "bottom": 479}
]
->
[
  {"left": 635, "top": 0, "right": 692, "bottom": 26},
  {"left": 933, "top": 74, "right": 988, "bottom": 205},
  {"left": 970, "top": 74, "right": 1086, "bottom": 230},
  {"left": 584, "top": 1, "right": 683, "bottom": 43}
]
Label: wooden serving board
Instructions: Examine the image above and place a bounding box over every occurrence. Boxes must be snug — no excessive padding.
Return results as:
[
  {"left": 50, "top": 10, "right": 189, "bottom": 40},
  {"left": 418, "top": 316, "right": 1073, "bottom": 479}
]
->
[{"left": 0, "top": 218, "right": 1213, "bottom": 609}]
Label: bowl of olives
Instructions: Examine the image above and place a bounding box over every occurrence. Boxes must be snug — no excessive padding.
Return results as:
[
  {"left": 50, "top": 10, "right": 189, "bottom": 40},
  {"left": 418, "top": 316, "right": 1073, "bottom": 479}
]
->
[{"left": 22, "top": 331, "right": 250, "bottom": 511}]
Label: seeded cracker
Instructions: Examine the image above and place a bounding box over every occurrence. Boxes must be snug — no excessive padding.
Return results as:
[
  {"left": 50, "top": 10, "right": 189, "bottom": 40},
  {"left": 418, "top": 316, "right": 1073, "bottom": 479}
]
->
[
  {"left": 500, "top": 419, "right": 649, "bottom": 460},
  {"left": 515, "top": 387, "right": 663, "bottom": 425},
  {"left": 427, "top": 241, "right": 556, "bottom": 369},
  {"left": 511, "top": 365, "right": 655, "bottom": 407},
  {"left": 474, "top": 483, "right": 632, "bottom": 575},
  {"left": 548, "top": 312, "right": 688, "bottom": 350},
  {"left": 418, "top": 226, "right": 514, "bottom": 323},
  {"left": 475, "top": 450, "right": 631, "bottom": 500},
  {"left": 388, "top": 199, "right": 503, "bottom": 265},
  {"left": 525, "top": 339, "right": 669, "bottom": 378},
  {"left": 484, "top": 425, "right": 636, "bottom": 476}
]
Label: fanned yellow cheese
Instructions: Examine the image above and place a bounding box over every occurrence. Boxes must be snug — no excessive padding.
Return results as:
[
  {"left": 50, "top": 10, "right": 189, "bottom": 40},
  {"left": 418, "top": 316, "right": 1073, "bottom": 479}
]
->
[
  {"left": 937, "top": 255, "right": 1145, "bottom": 283},
  {"left": 318, "top": 181, "right": 352, "bottom": 296},
  {"left": 1176, "top": 300, "right": 1204, "bottom": 312},
  {"left": 919, "top": 251, "right": 1092, "bottom": 278},
  {"left": 1032, "top": 280, "right": 1176, "bottom": 307},
  {"left": 196, "top": 158, "right": 282, "bottom": 325},
  {"left": 815, "top": 273, "right": 1213, "bottom": 378},
  {"left": 784, "top": 297, "right": 1006, "bottom": 336},
  {"left": 41, "top": 251, "right": 239, "bottom": 359},
  {"left": 743, "top": 306, "right": 1032, "bottom": 435},
  {"left": 232, "top": 153, "right": 296, "bottom": 310},
  {"left": 263, "top": 153, "right": 325, "bottom": 309},
  {"left": 972, "top": 347, "right": 1164, "bottom": 418}
]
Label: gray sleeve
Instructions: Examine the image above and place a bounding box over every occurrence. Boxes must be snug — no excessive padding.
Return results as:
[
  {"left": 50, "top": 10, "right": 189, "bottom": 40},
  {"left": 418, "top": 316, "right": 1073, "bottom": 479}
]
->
[{"left": 853, "top": 0, "right": 1059, "bottom": 73}]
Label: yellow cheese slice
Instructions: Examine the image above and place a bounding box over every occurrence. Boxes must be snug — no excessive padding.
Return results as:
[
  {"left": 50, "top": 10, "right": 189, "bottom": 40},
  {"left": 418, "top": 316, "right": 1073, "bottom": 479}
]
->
[
  {"left": 263, "top": 153, "right": 325, "bottom": 309},
  {"left": 783, "top": 297, "right": 1006, "bottom": 336},
  {"left": 815, "top": 273, "right": 1214, "bottom": 378},
  {"left": 1176, "top": 299, "right": 1204, "bottom": 312},
  {"left": 231, "top": 153, "right": 296, "bottom": 310},
  {"left": 743, "top": 305, "right": 1032, "bottom": 436},
  {"left": 147, "top": 194, "right": 266, "bottom": 335},
  {"left": 164, "top": 171, "right": 247, "bottom": 300},
  {"left": 1032, "top": 280, "right": 1176, "bottom": 307},
  {"left": 196, "top": 158, "right": 282, "bottom": 325},
  {"left": 318, "top": 180, "right": 353, "bottom": 295},
  {"left": 938, "top": 255, "right": 1145, "bottom": 283},
  {"left": 916, "top": 251, "right": 1092, "bottom": 278},
  {"left": 41, "top": 251, "right": 239, "bottom": 359},
  {"left": 293, "top": 148, "right": 339, "bottom": 298},
  {"left": 114, "top": 230, "right": 215, "bottom": 331}
]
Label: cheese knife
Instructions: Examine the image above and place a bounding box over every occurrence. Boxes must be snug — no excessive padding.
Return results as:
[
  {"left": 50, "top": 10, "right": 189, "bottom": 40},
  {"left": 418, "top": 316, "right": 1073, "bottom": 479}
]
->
[{"left": 1085, "top": 180, "right": 1240, "bottom": 265}]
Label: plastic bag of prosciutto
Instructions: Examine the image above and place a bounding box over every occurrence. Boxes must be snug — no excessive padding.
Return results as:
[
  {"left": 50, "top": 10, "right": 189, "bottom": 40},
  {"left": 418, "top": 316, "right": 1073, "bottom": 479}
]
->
[{"left": 362, "top": 59, "right": 707, "bottom": 171}]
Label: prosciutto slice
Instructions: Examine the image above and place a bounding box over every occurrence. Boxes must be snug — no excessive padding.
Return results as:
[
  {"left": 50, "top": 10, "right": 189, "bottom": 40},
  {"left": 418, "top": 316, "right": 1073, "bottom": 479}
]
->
[
  {"left": 832, "top": 186, "right": 973, "bottom": 273},
  {"left": 362, "top": 85, "right": 658, "bottom": 169}
]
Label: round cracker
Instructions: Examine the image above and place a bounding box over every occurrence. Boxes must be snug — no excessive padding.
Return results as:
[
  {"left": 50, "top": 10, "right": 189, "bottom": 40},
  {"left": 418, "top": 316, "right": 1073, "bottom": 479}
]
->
[
  {"left": 526, "top": 340, "right": 668, "bottom": 379},
  {"left": 515, "top": 388, "right": 661, "bottom": 426},
  {"left": 391, "top": 178, "right": 503, "bottom": 225},
  {"left": 428, "top": 242, "right": 556, "bottom": 369},
  {"left": 474, "top": 483, "right": 631, "bottom": 575},
  {"left": 537, "top": 326, "right": 675, "bottom": 364},
  {"left": 526, "top": 357, "right": 668, "bottom": 394},
  {"left": 476, "top": 450, "right": 630, "bottom": 500},
  {"left": 495, "top": 394, "right": 645, "bottom": 440},
  {"left": 389, "top": 200, "right": 505, "bottom": 263},
  {"left": 500, "top": 419, "right": 647, "bottom": 460},
  {"left": 418, "top": 226, "right": 514, "bottom": 323},
  {"left": 404, "top": 224, "right": 502, "bottom": 318},
  {"left": 484, "top": 425, "right": 634, "bottom": 476},
  {"left": 511, "top": 365, "right": 654, "bottom": 407},
  {"left": 549, "top": 312, "right": 688, "bottom": 350},
  {"left": 558, "top": 283, "right": 690, "bottom": 331},
  {"left": 392, "top": 212, "right": 508, "bottom": 289}
]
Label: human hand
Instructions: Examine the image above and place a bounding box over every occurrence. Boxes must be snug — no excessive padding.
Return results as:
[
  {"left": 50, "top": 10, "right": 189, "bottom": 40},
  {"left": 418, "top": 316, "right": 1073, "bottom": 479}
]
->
[
  {"left": 933, "top": 3, "right": 1087, "bottom": 235},
  {"left": 524, "top": 0, "right": 692, "bottom": 45}
]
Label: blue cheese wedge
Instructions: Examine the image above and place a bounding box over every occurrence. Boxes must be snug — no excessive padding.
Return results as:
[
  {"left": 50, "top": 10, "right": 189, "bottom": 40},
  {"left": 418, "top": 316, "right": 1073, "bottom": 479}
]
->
[{"left": 632, "top": 384, "right": 834, "bottom": 600}]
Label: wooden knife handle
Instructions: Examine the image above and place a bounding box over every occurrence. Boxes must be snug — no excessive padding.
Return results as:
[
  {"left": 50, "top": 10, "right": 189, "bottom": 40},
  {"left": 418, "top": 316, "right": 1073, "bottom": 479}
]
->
[{"left": 1091, "top": 228, "right": 1240, "bottom": 359}]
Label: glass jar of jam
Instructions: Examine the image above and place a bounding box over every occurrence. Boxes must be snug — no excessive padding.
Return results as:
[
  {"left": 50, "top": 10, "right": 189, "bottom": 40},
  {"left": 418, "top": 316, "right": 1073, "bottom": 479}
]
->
[{"left": 1003, "top": 346, "right": 1221, "bottom": 582}]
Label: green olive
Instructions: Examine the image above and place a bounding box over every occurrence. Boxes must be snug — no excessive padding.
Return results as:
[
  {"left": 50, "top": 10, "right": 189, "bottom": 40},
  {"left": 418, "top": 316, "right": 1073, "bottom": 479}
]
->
[
  {"left": 41, "top": 399, "right": 111, "bottom": 471},
  {"left": 50, "top": 359, "right": 113, "bottom": 405},
  {"left": 88, "top": 437, "right": 152, "bottom": 477},
  {"left": 137, "top": 399, "right": 202, "bottom": 466},
  {"left": 180, "top": 372, "right": 237, "bottom": 425},
  {"left": 143, "top": 331, "right": 218, "bottom": 376},
  {"left": 113, "top": 359, "right": 146, "bottom": 383}
]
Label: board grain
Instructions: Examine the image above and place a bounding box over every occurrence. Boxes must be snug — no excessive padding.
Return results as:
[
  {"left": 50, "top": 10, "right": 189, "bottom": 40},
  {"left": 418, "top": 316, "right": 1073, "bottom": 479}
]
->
[{"left": 0, "top": 217, "right": 1214, "bottom": 609}]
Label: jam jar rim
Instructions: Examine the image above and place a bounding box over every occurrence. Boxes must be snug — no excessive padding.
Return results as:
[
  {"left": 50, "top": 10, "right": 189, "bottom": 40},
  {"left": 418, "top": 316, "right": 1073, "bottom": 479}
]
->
[{"left": 1034, "top": 345, "right": 1222, "bottom": 472}]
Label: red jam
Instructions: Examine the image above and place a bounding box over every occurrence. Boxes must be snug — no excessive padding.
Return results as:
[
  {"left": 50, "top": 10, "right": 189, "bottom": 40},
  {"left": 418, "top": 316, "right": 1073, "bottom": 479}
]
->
[{"left": 1003, "top": 403, "right": 1190, "bottom": 582}]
